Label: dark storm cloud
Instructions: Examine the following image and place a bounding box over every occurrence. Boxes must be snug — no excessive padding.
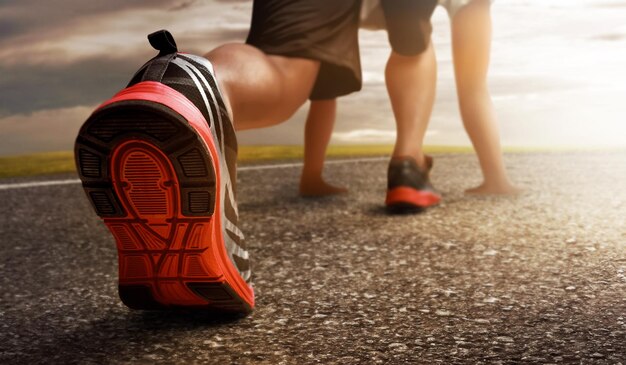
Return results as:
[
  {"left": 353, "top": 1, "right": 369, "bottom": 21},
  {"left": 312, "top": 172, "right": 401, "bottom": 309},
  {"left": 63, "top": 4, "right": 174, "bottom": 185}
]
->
[
  {"left": 0, "top": 0, "right": 179, "bottom": 43},
  {"left": 0, "top": 0, "right": 251, "bottom": 116},
  {"left": 0, "top": 0, "right": 255, "bottom": 154},
  {"left": 0, "top": 18, "right": 22, "bottom": 39},
  {"left": 0, "top": 28, "right": 249, "bottom": 116},
  {"left": 169, "top": 0, "right": 198, "bottom": 11},
  {"left": 0, "top": 54, "right": 148, "bottom": 116}
]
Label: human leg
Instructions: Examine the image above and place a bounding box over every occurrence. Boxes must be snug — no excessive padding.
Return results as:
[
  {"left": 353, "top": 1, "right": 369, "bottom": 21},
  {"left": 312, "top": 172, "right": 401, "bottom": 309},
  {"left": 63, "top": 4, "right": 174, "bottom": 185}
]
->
[
  {"left": 381, "top": 0, "right": 438, "bottom": 170},
  {"left": 451, "top": 0, "right": 520, "bottom": 194},
  {"left": 231, "top": 0, "right": 361, "bottom": 130},
  {"left": 385, "top": 43, "right": 437, "bottom": 169},
  {"left": 74, "top": 34, "right": 321, "bottom": 314},
  {"left": 206, "top": 44, "right": 320, "bottom": 131},
  {"left": 299, "top": 99, "right": 348, "bottom": 197},
  {"left": 380, "top": 0, "right": 440, "bottom": 210},
  {"left": 206, "top": 45, "right": 350, "bottom": 198},
  {"left": 384, "top": 41, "right": 441, "bottom": 210},
  {"left": 74, "top": 0, "right": 362, "bottom": 312}
]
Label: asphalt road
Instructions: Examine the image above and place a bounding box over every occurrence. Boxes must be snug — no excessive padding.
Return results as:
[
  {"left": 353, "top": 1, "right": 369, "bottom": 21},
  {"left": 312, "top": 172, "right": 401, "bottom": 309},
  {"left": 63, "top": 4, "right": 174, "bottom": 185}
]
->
[{"left": 1, "top": 152, "right": 625, "bottom": 364}]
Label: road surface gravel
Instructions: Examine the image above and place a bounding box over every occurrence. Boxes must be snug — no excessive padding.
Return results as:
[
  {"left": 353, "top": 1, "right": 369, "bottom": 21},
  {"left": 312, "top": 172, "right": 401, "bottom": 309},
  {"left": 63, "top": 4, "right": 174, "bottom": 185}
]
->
[{"left": 1, "top": 152, "right": 625, "bottom": 364}]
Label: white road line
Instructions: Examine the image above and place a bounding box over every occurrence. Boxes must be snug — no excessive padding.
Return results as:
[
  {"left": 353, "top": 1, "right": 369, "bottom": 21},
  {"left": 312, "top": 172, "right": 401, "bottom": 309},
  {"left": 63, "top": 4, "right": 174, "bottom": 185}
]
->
[
  {"left": 0, "top": 179, "right": 81, "bottom": 191},
  {"left": 0, "top": 157, "right": 387, "bottom": 191},
  {"left": 238, "top": 156, "right": 386, "bottom": 171}
]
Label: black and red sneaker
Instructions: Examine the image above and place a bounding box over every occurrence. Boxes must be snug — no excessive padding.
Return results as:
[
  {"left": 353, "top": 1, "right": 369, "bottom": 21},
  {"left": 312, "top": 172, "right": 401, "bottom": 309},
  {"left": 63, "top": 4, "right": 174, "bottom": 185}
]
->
[
  {"left": 385, "top": 156, "right": 441, "bottom": 212},
  {"left": 74, "top": 30, "right": 254, "bottom": 313}
]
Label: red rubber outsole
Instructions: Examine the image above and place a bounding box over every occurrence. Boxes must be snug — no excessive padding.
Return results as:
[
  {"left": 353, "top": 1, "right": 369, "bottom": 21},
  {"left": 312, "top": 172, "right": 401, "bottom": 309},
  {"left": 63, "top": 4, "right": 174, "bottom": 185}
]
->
[
  {"left": 75, "top": 82, "right": 254, "bottom": 312},
  {"left": 385, "top": 186, "right": 441, "bottom": 209}
]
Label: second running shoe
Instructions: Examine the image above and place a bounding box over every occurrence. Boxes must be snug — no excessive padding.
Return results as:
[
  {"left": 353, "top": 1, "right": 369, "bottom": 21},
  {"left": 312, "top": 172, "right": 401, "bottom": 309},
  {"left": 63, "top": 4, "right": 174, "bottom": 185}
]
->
[
  {"left": 385, "top": 156, "right": 441, "bottom": 212},
  {"left": 74, "top": 30, "right": 254, "bottom": 313}
]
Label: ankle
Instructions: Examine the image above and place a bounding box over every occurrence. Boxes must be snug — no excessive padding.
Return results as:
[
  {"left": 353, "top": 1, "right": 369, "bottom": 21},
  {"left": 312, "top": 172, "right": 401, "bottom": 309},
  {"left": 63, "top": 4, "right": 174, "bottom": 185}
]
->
[{"left": 391, "top": 153, "right": 428, "bottom": 171}]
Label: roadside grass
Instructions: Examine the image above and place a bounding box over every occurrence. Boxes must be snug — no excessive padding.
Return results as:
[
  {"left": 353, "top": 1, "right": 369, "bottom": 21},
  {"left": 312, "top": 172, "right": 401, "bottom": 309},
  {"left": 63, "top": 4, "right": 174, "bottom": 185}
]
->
[
  {"left": 0, "top": 145, "right": 441, "bottom": 178},
  {"left": 2, "top": 145, "right": 473, "bottom": 179},
  {"left": 0, "top": 151, "right": 77, "bottom": 179},
  {"left": 0, "top": 144, "right": 619, "bottom": 179}
]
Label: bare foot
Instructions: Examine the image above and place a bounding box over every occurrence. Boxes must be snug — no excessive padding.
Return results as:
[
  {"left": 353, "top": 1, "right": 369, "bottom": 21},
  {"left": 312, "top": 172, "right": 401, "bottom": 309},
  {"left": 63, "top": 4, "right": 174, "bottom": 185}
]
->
[
  {"left": 299, "top": 178, "right": 348, "bottom": 197},
  {"left": 465, "top": 182, "right": 523, "bottom": 196}
]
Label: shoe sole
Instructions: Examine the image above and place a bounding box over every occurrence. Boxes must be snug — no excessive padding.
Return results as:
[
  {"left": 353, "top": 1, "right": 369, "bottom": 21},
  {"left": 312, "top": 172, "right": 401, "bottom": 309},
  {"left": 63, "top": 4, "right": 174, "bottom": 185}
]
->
[
  {"left": 75, "top": 81, "right": 254, "bottom": 313},
  {"left": 385, "top": 186, "right": 441, "bottom": 212}
]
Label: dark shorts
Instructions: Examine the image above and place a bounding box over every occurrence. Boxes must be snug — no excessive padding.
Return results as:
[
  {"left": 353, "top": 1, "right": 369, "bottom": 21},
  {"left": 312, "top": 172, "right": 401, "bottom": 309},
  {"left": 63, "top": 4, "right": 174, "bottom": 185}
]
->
[
  {"left": 246, "top": 0, "right": 362, "bottom": 100},
  {"left": 381, "top": 0, "right": 438, "bottom": 56}
]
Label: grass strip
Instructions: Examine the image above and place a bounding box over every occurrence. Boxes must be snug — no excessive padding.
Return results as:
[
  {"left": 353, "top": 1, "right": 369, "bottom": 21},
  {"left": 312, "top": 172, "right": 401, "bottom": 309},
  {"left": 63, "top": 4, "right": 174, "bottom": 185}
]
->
[{"left": 1, "top": 144, "right": 622, "bottom": 178}]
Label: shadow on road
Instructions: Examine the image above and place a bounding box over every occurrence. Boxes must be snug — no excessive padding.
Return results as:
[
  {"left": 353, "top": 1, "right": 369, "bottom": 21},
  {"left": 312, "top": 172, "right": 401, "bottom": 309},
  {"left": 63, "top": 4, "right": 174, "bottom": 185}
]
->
[{"left": 12, "top": 309, "right": 246, "bottom": 364}]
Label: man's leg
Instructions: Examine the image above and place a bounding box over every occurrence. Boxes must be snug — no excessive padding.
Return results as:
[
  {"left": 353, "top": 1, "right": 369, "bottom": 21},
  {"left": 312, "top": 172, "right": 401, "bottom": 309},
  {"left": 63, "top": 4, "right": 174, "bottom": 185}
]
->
[
  {"left": 300, "top": 99, "right": 348, "bottom": 197},
  {"left": 206, "top": 44, "right": 320, "bottom": 131},
  {"left": 451, "top": 0, "right": 520, "bottom": 194},
  {"left": 384, "top": 41, "right": 441, "bottom": 211},
  {"left": 385, "top": 42, "right": 437, "bottom": 169}
]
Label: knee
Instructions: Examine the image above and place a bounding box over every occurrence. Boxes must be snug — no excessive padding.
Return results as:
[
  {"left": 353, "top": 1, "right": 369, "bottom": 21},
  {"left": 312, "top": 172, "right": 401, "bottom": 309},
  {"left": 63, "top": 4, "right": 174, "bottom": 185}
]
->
[
  {"left": 457, "top": 85, "right": 490, "bottom": 112},
  {"left": 387, "top": 45, "right": 434, "bottom": 69},
  {"left": 456, "top": 76, "right": 488, "bottom": 96}
]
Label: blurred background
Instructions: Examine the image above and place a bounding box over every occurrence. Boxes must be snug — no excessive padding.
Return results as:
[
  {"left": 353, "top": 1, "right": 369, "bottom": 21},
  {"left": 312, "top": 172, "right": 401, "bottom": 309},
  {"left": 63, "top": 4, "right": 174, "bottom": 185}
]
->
[{"left": 1, "top": 0, "right": 625, "bottom": 156}]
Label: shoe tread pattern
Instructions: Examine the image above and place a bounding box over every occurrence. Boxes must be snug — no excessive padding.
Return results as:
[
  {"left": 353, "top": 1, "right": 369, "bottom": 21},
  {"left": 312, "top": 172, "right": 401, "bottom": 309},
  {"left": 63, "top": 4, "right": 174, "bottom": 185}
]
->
[{"left": 75, "top": 101, "right": 251, "bottom": 313}]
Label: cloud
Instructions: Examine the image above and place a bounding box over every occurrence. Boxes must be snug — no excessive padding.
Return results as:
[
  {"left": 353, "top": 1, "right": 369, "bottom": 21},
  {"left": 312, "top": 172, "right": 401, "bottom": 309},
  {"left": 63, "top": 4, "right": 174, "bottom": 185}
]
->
[
  {"left": 592, "top": 1, "right": 626, "bottom": 8},
  {"left": 0, "top": 55, "right": 147, "bottom": 116},
  {"left": 590, "top": 33, "right": 626, "bottom": 41},
  {"left": 332, "top": 129, "right": 397, "bottom": 143},
  {"left": 169, "top": 1, "right": 198, "bottom": 11},
  {"left": 0, "top": 0, "right": 179, "bottom": 44},
  {"left": 0, "top": 1, "right": 251, "bottom": 116},
  {"left": 332, "top": 129, "right": 441, "bottom": 144},
  {"left": 0, "top": 4, "right": 251, "bottom": 66},
  {"left": 0, "top": 105, "right": 95, "bottom": 155},
  {"left": 0, "top": 25, "right": 250, "bottom": 117}
]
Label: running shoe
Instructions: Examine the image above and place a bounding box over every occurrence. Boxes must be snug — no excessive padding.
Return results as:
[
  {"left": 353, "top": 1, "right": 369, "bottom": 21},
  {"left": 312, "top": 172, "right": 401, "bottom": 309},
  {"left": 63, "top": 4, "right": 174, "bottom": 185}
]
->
[
  {"left": 385, "top": 156, "right": 441, "bottom": 212},
  {"left": 74, "top": 30, "right": 254, "bottom": 313}
]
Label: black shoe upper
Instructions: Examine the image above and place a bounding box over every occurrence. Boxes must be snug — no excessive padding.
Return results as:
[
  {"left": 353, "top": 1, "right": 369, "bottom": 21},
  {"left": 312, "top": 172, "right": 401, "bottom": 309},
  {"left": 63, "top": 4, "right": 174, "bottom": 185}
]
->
[
  {"left": 126, "top": 30, "right": 249, "bottom": 282},
  {"left": 127, "top": 32, "right": 238, "bottom": 193},
  {"left": 387, "top": 156, "right": 436, "bottom": 192}
]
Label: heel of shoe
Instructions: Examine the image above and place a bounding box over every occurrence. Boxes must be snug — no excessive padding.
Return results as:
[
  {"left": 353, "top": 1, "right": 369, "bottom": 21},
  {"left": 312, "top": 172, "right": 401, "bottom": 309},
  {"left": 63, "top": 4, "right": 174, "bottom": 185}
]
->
[
  {"left": 385, "top": 186, "right": 441, "bottom": 210},
  {"left": 75, "top": 84, "right": 253, "bottom": 312}
]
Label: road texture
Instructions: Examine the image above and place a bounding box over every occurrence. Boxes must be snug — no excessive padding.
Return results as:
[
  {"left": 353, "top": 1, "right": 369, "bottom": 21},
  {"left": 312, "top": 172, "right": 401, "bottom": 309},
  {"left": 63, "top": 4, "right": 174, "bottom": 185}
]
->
[{"left": 1, "top": 152, "right": 625, "bottom": 364}]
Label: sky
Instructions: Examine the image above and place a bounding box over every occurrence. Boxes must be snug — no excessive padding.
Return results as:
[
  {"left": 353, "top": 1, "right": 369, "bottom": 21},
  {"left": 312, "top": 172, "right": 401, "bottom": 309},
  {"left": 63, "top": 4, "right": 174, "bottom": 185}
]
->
[{"left": 1, "top": 0, "right": 626, "bottom": 156}]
